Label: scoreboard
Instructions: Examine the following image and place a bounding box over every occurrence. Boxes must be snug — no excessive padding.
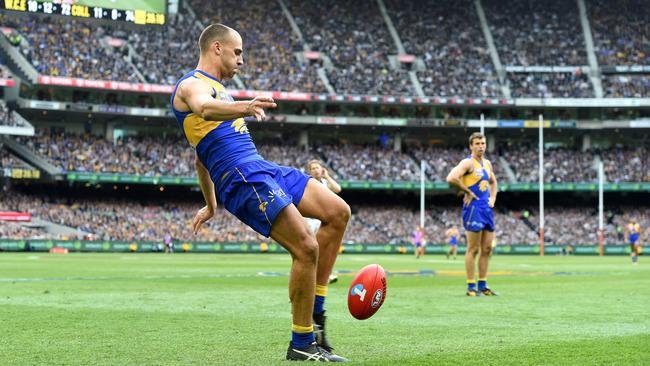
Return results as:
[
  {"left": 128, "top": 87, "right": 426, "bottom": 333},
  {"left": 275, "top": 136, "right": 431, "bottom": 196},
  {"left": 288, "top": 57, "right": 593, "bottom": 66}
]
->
[{"left": 2, "top": 0, "right": 166, "bottom": 25}]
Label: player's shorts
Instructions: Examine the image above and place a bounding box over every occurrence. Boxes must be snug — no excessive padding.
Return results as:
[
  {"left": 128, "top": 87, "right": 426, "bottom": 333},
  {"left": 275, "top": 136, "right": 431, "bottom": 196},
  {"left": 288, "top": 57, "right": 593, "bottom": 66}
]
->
[
  {"left": 462, "top": 204, "right": 494, "bottom": 232},
  {"left": 414, "top": 242, "right": 423, "bottom": 248},
  {"left": 629, "top": 233, "right": 639, "bottom": 245},
  {"left": 217, "top": 159, "right": 310, "bottom": 237},
  {"left": 449, "top": 238, "right": 458, "bottom": 247},
  {"left": 306, "top": 217, "right": 322, "bottom": 233}
]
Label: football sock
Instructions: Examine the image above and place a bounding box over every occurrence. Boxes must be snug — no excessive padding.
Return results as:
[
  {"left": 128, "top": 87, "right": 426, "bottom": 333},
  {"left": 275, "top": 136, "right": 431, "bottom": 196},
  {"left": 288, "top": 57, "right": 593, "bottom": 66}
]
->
[
  {"left": 632, "top": 255, "right": 638, "bottom": 264},
  {"left": 291, "top": 324, "right": 315, "bottom": 349},
  {"left": 478, "top": 279, "right": 487, "bottom": 290},
  {"left": 314, "top": 284, "right": 328, "bottom": 315},
  {"left": 467, "top": 280, "right": 477, "bottom": 291}
]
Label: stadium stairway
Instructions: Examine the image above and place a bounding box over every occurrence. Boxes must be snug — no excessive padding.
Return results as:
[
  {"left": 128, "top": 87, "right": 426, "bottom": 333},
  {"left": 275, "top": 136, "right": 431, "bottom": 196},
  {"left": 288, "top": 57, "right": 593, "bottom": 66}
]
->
[
  {"left": 0, "top": 29, "right": 38, "bottom": 85},
  {"left": 0, "top": 135, "right": 62, "bottom": 177},
  {"left": 277, "top": 0, "right": 336, "bottom": 95},
  {"left": 577, "top": 0, "right": 604, "bottom": 98},
  {"left": 20, "top": 217, "right": 89, "bottom": 239},
  {"left": 498, "top": 156, "right": 517, "bottom": 182},
  {"left": 475, "top": 0, "right": 511, "bottom": 98}
]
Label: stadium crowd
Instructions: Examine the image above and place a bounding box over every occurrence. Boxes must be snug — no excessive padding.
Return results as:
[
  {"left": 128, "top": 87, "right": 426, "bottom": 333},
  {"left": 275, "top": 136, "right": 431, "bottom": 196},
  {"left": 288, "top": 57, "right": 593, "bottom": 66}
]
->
[
  {"left": 0, "top": 103, "right": 17, "bottom": 127},
  {"left": 508, "top": 72, "right": 595, "bottom": 98},
  {"left": 588, "top": 0, "right": 650, "bottom": 66},
  {"left": 8, "top": 133, "right": 649, "bottom": 183},
  {"left": 483, "top": 0, "right": 587, "bottom": 66},
  {"left": 4, "top": 3, "right": 650, "bottom": 97},
  {"left": 288, "top": 0, "right": 414, "bottom": 96},
  {"left": 0, "top": 14, "right": 141, "bottom": 82},
  {"left": 3, "top": 189, "right": 646, "bottom": 247},
  {"left": 385, "top": 0, "right": 501, "bottom": 98},
  {"left": 602, "top": 75, "right": 650, "bottom": 98}
]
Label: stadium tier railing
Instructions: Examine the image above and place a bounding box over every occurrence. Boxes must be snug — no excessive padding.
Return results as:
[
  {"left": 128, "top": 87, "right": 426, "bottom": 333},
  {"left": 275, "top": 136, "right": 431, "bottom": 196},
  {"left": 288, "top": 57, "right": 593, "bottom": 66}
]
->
[
  {"left": 0, "top": 239, "right": 635, "bottom": 255},
  {"left": 33, "top": 75, "right": 650, "bottom": 108},
  {"left": 63, "top": 172, "right": 650, "bottom": 191}
]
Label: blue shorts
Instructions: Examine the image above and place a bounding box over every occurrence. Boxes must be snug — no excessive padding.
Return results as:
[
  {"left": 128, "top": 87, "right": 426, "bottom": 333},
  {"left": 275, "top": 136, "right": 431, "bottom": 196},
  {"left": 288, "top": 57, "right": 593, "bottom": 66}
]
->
[
  {"left": 629, "top": 233, "right": 639, "bottom": 245},
  {"left": 462, "top": 204, "right": 494, "bottom": 232},
  {"left": 217, "top": 160, "right": 310, "bottom": 237},
  {"left": 415, "top": 242, "right": 423, "bottom": 248},
  {"left": 449, "top": 240, "right": 458, "bottom": 247}
]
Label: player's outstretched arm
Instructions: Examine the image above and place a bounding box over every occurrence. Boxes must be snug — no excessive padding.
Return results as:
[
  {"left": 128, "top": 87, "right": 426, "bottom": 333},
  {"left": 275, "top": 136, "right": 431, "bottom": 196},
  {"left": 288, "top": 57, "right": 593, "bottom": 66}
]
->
[
  {"left": 179, "top": 78, "right": 276, "bottom": 122},
  {"left": 193, "top": 153, "right": 217, "bottom": 234},
  {"left": 446, "top": 159, "right": 478, "bottom": 204}
]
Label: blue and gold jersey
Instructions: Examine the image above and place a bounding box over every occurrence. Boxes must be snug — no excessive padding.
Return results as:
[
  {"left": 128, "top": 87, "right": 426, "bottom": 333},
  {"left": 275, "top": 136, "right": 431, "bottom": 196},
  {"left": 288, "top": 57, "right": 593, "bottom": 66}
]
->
[
  {"left": 171, "top": 70, "right": 262, "bottom": 187},
  {"left": 628, "top": 223, "right": 641, "bottom": 234},
  {"left": 461, "top": 156, "right": 491, "bottom": 207}
]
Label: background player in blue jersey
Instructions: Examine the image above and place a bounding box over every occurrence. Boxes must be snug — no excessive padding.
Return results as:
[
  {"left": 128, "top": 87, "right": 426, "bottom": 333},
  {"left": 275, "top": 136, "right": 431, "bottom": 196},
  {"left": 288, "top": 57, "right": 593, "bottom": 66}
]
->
[
  {"left": 445, "top": 224, "right": 460, "bottom": 260},
  {"left": 625, "top": 221, "right": 642, "bottom": 265},
  {"left": 170, "top": 24, "right": 350, "bottom": 362},
  {"left": 446, "top": 133, "right": 498, "bottom": 296}
]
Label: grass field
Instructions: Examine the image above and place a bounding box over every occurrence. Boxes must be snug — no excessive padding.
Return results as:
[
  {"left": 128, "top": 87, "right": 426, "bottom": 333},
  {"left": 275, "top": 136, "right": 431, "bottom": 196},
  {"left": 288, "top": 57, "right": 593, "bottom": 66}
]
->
[{"left": 1, "top": 253, "right": 648, "bottom": 365}]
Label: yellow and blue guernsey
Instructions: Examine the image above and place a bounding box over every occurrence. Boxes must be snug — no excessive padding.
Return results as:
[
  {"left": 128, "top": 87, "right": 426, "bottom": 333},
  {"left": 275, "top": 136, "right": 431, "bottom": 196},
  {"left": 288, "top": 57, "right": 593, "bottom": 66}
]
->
[
  {"left": 171, "top": 70, "right": 310, "bottom": 237},
  {"left": 460, "top": 156, "right": 494, "bottom": 232},
  {"left": 628, "top": 223, "right": 640, "bottom": 244}
]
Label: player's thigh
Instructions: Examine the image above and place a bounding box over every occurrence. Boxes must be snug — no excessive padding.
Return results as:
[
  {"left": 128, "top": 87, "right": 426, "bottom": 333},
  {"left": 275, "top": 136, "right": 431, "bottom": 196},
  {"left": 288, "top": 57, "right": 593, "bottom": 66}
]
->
[
  {"left": 270, "top": 204, "right": 318, "bottom": 259},
  {"left": 297, "top": 179, "right": 350, "bottom": 223}
]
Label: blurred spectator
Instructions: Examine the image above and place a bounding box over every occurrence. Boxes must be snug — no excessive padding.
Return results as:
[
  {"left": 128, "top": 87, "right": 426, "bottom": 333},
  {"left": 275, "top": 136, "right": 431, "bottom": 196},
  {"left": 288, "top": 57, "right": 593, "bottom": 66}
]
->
[{"left": 322, "top": 144, "right": 419, "bottom": 181}]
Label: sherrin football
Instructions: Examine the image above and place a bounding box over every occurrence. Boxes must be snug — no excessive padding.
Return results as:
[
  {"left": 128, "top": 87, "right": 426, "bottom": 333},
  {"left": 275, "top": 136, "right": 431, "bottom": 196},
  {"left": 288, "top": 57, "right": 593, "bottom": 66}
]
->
[{"left": 347, "top": 264, "right": 387, "bottom": 320}]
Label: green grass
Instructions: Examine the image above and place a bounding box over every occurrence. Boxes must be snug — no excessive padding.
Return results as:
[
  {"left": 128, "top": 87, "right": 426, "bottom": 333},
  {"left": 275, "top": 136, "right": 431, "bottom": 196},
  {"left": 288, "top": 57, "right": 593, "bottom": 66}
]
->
[{"left": 0, "top": 253, "right": 648, "bottom": 365}]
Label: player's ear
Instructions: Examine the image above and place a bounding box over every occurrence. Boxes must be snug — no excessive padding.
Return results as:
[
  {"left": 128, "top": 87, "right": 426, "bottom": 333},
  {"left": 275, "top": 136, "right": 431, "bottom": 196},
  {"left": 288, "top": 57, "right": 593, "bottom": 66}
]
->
[{"left": 212, "top": 40, "right": 222, "bottom": 56}]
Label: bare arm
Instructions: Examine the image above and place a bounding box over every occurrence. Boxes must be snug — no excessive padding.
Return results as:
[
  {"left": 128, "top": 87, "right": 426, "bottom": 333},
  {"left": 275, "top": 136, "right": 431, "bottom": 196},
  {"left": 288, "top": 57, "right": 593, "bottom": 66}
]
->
[
  {"left": 178, "top": 78, "right": 276, "bottom": 122},
  {"left": 446, "top": 159, "right": 475, "bottom": 195},
  {"left": 487, "top": 160, "right": 498, "bottom": 208},
  {"left": 322, "top": 168, "right": 342, "bottom": 193},
  {"left": 192, "top": 153, "right": 217, "bottom": 234}
]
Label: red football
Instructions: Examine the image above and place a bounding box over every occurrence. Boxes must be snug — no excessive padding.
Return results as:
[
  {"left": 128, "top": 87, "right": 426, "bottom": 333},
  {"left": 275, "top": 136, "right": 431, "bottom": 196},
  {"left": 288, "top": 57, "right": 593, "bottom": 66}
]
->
[{"left": 347, "top": 264, "right": 387, "bottom": 320}]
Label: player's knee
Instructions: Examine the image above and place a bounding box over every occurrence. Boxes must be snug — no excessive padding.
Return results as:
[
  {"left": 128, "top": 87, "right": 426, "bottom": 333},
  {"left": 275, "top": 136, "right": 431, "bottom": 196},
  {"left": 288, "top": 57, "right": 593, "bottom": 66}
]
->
[
  {"left": 294, "top": 231, "right": 319, "bottom": 264},
  {"left": 481, "top": 245, "right": 493, "bottom": 256},
  {"left": 323, "top": 202, "right": 351, "bottom": 228},
  {"left": 468, "top": 245, "right": 479, "bottom": 256}
]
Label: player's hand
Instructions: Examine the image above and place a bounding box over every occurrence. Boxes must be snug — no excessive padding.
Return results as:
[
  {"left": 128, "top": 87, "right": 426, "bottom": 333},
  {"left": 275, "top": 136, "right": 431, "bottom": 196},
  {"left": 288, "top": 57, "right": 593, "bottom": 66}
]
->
[
  {"left": 463, "top": 191, "right": 479, "bottom": 206},
  {"left": 322, "top": 168, "right": 330, "bottom": 178},
  {"left": 192, "top": 206, "right": 214, "bottom": 235},
  {"left": 488, "top": 197, "right": 496, "bottom": 208},
  {"left": 246, "top": 96, "right": 277, "bottom": 121}
]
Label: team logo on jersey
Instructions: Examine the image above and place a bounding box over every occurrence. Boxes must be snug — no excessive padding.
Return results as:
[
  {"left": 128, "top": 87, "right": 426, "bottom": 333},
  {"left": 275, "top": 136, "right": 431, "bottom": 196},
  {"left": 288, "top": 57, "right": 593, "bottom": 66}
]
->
[
  {"left": 371, "top": 289, "right": 383, "bottom": 308},
  {"left": 479, "top": 180, "right": 489, "bottom": 192},
  {"left": 351, "top": 284, "right": 366, "bottom": 302},
  {"left": 231, "top": 118, "right": 249, "bottom": 134}
]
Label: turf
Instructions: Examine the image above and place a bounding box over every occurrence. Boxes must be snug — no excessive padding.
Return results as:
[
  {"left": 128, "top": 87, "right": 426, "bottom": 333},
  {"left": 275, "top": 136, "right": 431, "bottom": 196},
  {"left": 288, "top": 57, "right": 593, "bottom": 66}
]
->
[{"left": 0, "top": 253, "right": 648, "bottom": 365}]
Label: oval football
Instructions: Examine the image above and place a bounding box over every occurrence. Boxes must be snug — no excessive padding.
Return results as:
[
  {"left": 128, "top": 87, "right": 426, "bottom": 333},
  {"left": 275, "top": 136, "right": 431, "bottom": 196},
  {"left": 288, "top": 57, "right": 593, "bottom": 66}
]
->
[{"left": 347, "top": 264, "right": 387, "bottom": 320}]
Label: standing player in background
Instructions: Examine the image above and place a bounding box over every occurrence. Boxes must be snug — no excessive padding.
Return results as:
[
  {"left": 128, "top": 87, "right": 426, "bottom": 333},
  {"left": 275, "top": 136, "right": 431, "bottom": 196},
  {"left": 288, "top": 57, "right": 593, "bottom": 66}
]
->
[
  {"left": 411, "top": 226, "right": 426, "bottom": 259},
  {"left": 625, "top": 221, "right": 642, "bottom": 264},
  {"left": 445, "top": 224, "right": 460, "bottom": 260},
  {"left": 446, "top": 133, "right": 498, "bottom": 296},
  {"left": 171, "top": 24, "right": 350, "bottom": 362},
  {"left": 306, "top": 159, "right": 342, "bottom": 284}
]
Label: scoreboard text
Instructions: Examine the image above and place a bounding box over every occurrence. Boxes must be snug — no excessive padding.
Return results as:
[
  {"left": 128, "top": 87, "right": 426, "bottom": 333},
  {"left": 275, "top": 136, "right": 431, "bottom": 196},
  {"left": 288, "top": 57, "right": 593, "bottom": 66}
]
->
[{"left": 3, "top": 0, "right": 165, "bottom": 25}]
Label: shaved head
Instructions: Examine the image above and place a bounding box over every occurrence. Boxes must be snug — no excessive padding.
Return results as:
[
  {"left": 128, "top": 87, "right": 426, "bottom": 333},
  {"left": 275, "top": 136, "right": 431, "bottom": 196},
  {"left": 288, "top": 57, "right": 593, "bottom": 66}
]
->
[{"left": 199, "top": 23, "right": 237, "bottom": 54}]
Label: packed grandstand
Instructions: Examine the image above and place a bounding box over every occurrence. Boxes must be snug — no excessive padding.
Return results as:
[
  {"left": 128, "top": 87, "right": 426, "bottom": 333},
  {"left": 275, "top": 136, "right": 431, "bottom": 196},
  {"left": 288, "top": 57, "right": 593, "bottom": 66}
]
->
[{"left": 0, "top": 0, "right": 649, "bottom": 249}]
